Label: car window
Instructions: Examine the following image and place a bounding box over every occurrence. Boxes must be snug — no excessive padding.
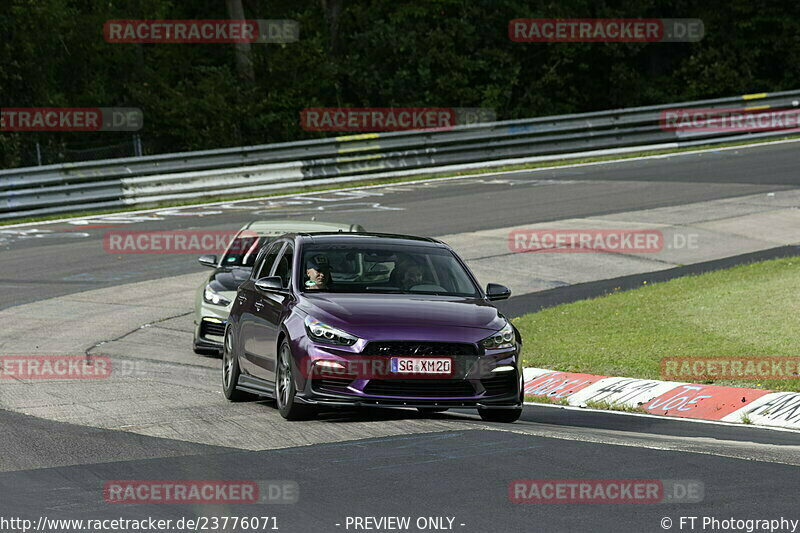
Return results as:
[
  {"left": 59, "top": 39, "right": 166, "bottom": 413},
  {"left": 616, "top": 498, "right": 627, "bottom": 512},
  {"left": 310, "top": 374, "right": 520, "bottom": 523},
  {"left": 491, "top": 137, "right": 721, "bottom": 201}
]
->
[
  {"left": 274, "top": 244, "right": 294, "bottom": 289},
  {"left": 221, "top": 235, "right": 272, "bottom": 267},
  {"left": 253, "top": 241, "right": 284, "bottom": 280}
]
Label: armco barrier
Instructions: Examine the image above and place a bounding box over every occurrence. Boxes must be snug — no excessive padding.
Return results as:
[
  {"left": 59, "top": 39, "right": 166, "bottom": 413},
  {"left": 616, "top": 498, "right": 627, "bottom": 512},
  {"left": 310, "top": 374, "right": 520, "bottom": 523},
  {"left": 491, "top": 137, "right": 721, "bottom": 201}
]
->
[{"left": 2, "top": 90, "right": 800, "bottom": 220}]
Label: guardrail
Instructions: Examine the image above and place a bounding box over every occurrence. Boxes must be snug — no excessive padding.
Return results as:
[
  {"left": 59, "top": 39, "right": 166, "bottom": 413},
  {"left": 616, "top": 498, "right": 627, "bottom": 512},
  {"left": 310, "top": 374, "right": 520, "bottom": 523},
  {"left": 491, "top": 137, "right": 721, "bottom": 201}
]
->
[{"left": 2, "top": 89, "right": 799, "bottom": 221}]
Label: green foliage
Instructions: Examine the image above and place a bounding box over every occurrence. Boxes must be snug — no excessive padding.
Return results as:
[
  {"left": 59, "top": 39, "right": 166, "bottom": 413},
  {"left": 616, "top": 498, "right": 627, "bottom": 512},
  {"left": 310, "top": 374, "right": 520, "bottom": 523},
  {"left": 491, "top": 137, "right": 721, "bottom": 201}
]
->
[{"left": 2, "top": 0, "right": 799, "bottom": 167}]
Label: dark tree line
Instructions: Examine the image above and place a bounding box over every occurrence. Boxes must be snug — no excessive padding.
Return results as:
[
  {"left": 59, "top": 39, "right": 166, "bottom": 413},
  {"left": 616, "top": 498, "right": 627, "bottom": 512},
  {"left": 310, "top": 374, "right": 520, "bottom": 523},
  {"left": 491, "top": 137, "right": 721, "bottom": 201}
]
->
[{"left": 1, "top": 0, "right": 798, "bottom": 168}]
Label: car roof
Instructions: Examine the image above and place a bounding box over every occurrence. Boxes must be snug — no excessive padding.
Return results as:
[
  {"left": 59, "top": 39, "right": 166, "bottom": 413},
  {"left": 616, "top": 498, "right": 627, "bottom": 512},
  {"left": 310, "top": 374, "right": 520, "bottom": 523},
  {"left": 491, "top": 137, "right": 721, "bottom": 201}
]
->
[
  {"left": 294, "top": 232, "right": 446, "bottom": 247},
  {"left": 239, "top": 220, "right": 362, "bottom": 236}
]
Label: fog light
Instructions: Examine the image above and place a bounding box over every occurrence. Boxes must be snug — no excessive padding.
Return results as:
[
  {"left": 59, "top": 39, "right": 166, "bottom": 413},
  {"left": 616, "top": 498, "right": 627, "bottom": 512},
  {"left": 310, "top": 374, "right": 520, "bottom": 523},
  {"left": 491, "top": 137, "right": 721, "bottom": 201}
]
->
[
  {"left": 491, "top": 365, "right": 516, "bottom": 373},
  {"left": 315, "top": 360, "right": 345, "bottom": 370}
]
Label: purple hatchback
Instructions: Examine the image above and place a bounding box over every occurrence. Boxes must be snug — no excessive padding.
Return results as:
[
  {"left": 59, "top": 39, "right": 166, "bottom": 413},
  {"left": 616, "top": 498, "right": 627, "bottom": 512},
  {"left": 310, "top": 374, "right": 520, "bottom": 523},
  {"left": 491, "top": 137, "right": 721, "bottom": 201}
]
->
[{"left": 222, "top": 233, "right": 523, "bottom": 422}]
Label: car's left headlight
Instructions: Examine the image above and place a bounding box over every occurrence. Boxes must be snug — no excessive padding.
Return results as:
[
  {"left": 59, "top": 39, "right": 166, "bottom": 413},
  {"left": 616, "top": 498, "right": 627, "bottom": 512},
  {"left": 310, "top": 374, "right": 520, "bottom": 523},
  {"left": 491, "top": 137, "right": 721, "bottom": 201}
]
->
[
  {"left": 481, "top": 322, "right": 516, "bottom": 350},
  {"left": 304, "top": 316, "right": 358, "bottom": 346},
  {"left": 203, "top": 285, "right": 232, "bottom": 307}
]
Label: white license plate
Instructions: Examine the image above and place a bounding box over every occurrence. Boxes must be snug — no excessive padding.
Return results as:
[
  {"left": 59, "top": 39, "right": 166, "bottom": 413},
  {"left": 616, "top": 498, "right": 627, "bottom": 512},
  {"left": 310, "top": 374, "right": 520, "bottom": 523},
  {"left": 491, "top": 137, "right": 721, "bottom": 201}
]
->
[{"left": 390, "top": 357, "right": 452, "bottom": 375}]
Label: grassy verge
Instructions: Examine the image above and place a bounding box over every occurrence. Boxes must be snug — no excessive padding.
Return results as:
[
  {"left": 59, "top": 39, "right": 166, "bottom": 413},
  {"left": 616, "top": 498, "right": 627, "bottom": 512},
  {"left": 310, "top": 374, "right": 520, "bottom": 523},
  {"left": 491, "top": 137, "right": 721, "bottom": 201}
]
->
[
  {"left": 4, "top": 134, "right": 800, "bottom": 226},
  {"left": 515, "top": 257, "right": 800, "bottom": 392}
]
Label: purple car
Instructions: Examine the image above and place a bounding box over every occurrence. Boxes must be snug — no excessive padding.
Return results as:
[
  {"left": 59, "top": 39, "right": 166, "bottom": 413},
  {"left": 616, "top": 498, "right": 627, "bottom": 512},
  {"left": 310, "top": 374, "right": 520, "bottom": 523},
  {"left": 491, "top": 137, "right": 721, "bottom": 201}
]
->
[{"left": 222, "top": 232, "right": 523, "bottom": 422}]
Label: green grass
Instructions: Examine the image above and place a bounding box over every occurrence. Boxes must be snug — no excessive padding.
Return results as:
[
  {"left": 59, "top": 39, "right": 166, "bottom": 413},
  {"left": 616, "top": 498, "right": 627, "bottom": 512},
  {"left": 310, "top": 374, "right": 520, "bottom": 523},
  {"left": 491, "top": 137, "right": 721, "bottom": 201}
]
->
[
  {"left": 524, "top": 395, "right": 571, "bottom": 406},
  {"left": 583, "top": 400, "right": 648, "bottom": 413},
  {"left": 515, "top": 257, "right": 800, "bottom": 392},
  {"left": 5, "top": 133, "right": 799, "bottom": 226}
]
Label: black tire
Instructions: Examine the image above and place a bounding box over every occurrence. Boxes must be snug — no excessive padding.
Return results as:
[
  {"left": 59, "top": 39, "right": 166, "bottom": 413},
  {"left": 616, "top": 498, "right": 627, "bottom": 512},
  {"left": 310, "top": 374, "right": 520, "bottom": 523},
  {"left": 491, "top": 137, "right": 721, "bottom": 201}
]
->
[
  {"left": 417, "top": 407, "right": 448, "bottom": 415},
  {"left": 276, "top": 340, "right": 317, "bottom": 421},
  {"left": 222, "top": 328, "right": 255, "bottom": 402},
  {"left": 478, "top": 407, "right": 522, "bottom": 423}
]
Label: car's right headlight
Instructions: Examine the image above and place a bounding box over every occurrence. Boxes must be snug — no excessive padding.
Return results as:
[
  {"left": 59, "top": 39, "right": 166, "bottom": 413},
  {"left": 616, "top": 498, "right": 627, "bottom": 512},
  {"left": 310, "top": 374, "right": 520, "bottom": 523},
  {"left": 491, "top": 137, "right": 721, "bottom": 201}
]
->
[
  {"left": 304, "top": 316, "right": 358, "bottom": 346},
  {"left": 203, "top": 285, "right": 232, "bottom": 307},
  {"left": 480, "top": 322, "right": 516, "bottom": 350}
]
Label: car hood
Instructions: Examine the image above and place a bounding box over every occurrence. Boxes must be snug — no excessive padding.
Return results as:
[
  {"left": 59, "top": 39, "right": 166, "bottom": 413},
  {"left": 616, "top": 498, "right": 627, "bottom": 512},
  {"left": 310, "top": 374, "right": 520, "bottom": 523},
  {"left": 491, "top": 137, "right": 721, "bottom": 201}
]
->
[
  {"left": 207, "top": 267, "right": 252, "bottom": 292},
  {"left": 297, "top": 293, "right": 506, "bottom": 335}
]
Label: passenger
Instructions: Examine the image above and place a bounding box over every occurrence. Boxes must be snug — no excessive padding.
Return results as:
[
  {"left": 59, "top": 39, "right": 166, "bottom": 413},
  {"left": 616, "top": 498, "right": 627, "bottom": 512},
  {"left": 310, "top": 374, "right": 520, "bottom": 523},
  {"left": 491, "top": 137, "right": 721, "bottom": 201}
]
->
[{"left": 393, "top": 258, "right": 425, "bottom": 290}]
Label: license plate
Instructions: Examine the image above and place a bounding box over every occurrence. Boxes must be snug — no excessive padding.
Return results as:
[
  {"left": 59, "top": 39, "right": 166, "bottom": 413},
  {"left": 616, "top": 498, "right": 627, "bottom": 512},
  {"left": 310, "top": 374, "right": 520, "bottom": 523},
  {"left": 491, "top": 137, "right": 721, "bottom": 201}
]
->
[{"left": 390, "top": 357, "right": 452, "bottom": 375}]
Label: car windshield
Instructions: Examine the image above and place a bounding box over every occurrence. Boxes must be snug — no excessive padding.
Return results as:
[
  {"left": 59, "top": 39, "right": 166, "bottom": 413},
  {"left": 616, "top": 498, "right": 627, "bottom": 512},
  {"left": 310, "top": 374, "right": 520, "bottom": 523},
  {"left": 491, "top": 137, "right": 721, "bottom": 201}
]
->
[
  {"left": 220, "top": 236, "right": 272, "bottom": 267},
  {"left": 300, "top": 244, "right": 479, "bottom": 297}
]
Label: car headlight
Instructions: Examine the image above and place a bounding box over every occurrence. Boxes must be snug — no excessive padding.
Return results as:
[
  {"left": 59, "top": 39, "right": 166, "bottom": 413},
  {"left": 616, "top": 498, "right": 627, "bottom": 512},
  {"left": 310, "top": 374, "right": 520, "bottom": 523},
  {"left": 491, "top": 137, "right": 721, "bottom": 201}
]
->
[
  {"left": 481, "top": 322, "right": 516, "bottom": 350},
  {"left": 203, "top": 285, "right": 232, "bottom": 307},
  {"left": 304, "top": 316, "right": 358, "bottom": 346}
]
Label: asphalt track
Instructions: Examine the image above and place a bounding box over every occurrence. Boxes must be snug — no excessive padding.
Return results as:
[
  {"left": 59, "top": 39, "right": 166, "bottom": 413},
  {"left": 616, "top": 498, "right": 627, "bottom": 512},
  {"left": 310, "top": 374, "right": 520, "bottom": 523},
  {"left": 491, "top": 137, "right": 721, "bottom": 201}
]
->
[{"left": 1, "top": 141, "right": 800, "bottom": 532}]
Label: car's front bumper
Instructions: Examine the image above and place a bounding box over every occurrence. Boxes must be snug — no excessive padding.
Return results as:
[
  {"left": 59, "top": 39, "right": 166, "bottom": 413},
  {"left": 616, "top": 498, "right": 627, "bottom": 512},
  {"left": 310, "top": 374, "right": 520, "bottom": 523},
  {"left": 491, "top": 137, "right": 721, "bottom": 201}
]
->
[
  {"left": 292, "top": 340, "right": 523, "bottom": 409},
  {"left": 194, "top": 299, "right": 234, "bottom": 352}
]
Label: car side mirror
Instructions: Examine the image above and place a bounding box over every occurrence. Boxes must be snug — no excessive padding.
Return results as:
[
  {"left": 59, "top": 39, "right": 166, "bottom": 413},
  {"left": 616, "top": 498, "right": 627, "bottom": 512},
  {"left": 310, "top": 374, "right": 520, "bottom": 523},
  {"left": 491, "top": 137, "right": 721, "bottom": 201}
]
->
[
  {"left": 255, "top": 276, "right": 286, "bottom": 293},
  {"left": 486, "top": 283, "right": 511, "bottom": 301},
  {"left": 198, "top": 254, "right": 218, "bottom": 267}
]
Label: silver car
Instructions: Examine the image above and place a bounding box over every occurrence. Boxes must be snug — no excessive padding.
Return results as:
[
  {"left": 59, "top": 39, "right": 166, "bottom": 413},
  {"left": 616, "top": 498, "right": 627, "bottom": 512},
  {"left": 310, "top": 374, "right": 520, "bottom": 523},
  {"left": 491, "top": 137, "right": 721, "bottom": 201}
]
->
[{"left": 193, "top": 220, "right": 365, "bottom": 355}]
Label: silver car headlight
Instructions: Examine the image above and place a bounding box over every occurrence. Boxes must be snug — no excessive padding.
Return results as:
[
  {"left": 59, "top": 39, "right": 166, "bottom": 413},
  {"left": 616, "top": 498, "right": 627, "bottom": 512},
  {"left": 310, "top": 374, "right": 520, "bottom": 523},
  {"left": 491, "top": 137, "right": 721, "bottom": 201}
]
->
[
  {"left": 304, "top": 316, "right": 358, "bottom": 346},
  {"left": 203, "top": 285, "right": 232, "bottom": 307},
  {"left": 481, "top": 322, "right": 516, "bottom": 350}
]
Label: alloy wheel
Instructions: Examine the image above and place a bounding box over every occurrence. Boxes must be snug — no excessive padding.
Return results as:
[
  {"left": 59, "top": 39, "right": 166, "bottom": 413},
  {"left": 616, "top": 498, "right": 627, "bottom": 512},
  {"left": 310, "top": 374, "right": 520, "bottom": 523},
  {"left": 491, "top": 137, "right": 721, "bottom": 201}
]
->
[{"left": 277, "top": 344, "right": 292, "bottom": 408}]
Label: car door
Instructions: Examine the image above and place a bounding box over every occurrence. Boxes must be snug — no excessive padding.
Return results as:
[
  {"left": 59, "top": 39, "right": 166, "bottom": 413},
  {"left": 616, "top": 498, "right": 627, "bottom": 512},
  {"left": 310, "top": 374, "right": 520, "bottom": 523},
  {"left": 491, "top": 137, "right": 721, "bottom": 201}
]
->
[
  {"left": 239, "top": 241, "right": 284, "bottom": 378},
  {"left": 250, "top": 241, "right": 294, "bottom": 383}
]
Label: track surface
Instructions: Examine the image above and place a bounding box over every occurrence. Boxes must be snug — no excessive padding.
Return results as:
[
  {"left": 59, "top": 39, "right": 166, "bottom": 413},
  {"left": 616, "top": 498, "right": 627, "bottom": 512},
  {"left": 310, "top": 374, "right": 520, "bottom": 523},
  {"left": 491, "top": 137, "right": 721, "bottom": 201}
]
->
[{"left": 2, "top": 142, "right": 800, "bottom": 532}]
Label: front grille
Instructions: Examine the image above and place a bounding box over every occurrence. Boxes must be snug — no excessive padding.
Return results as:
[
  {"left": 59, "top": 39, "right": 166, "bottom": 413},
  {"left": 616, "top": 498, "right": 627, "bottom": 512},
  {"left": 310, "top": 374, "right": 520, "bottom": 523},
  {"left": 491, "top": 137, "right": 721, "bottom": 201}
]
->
[
  {"left": 362, "top": 341, "right": 477, "bottom": 356},
  {"left": 363, "top": 379, "right": 475, "bottom": 397},
  {"left": 481, "top": 372, "right": 518, "bottom": 395},
  {"left": 200, "top": 320, "right": 226, "bottom": 337},
  {"left": 312, "top": 378, "right": 353, "bottom": 394}
]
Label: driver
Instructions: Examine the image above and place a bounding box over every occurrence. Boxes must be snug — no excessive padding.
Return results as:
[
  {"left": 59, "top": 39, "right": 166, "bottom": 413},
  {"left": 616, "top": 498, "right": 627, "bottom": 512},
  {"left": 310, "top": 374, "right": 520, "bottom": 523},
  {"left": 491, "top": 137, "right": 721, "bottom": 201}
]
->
[
  {"left": 393, "top": 257, "right": 425, "bottom": 290},
  {"left": 305, "top": 255, "right": 332, "bottom": 290}
]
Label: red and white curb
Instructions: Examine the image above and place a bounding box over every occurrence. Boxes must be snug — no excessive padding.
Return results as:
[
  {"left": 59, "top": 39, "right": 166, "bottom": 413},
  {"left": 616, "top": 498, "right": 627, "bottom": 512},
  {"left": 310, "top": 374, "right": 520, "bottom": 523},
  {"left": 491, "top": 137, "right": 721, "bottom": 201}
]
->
[{"left": 522, "top": 368, "right": 800, "bottom": 430}]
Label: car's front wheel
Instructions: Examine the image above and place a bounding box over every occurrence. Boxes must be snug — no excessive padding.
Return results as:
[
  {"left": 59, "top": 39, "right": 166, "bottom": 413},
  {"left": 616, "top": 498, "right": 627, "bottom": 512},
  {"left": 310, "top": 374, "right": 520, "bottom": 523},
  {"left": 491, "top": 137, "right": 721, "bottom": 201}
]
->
[
  {"left": 222, "top": 328, "right": 254, "bottom": 402},
  {"left": 276, "top": 340, "right": 317, "bottom": 421},
  {"left": 478, "top": 407, "right": 522, "bottom": 423}
]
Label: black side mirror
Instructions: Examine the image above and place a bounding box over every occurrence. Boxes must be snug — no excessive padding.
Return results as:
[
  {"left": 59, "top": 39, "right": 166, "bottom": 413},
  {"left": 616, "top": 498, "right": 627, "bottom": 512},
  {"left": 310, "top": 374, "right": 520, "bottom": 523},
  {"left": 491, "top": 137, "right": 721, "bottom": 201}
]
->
[
  {"left": 486, "top": 283, "right": 511, "bottom": 301},
  {"left": 255, "top": 276, "right": 286, "bottom": 293},
  {"left": 198, "top": 254, "right": 218, "bottom": 267}
]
